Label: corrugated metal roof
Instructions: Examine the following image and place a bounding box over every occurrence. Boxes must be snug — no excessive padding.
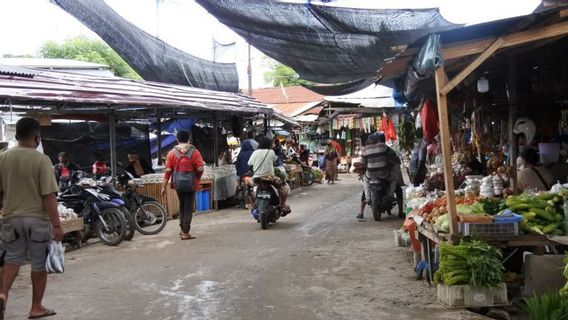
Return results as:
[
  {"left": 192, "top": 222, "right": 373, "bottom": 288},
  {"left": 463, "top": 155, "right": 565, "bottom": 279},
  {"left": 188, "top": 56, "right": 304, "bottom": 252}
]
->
[
  {"left": 253, "top": 86, "right": 323, "bottom": 104},
  {"left": 0, "top": 65, "right": 38, "bottom": 77},
  {"left": 0, "top": 66, "right": 271, "bottom": 116}
]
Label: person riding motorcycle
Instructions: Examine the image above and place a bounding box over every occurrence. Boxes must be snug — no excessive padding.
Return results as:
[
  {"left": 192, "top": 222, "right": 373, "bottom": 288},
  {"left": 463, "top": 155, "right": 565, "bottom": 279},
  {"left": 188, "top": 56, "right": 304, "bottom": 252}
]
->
[
  {"left": 248, "top": 137, "right": 291, "bottom": 214},
  {"left": 235, "top": 139, "right": 256, "bottom": 208}
]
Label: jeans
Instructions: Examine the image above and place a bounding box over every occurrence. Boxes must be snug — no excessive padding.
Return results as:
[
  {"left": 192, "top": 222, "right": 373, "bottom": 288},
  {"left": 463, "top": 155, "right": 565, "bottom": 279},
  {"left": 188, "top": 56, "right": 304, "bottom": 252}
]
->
[{"left": 176, "top": 190, "right": 195, "bottom": 233}]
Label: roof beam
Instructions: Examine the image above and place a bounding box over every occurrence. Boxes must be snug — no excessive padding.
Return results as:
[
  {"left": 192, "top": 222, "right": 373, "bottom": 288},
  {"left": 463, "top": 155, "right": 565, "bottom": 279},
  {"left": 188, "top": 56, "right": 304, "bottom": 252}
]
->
[
  {"left": 441, "top": 38, "right": 504, "bottom": 95},
  {"left": 443, "top": 20, "right": 568, "bottom": 60}
]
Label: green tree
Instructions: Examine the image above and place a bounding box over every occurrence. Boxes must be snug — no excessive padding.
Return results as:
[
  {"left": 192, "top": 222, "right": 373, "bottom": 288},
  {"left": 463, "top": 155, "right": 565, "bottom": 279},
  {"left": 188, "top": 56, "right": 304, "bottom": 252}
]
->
[
  {"left": 263, "top": 59, "right": 312, "bottom": 87},
  {"left": 40, "top": 36, "right": 141, "bottom": 80}
]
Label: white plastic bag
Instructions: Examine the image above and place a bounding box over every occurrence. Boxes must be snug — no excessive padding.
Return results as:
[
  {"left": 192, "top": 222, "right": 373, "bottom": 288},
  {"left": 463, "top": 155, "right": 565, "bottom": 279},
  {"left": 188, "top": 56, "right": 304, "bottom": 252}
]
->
[{"left": 45, "top": 241, "right": 65, "bottom": 274}]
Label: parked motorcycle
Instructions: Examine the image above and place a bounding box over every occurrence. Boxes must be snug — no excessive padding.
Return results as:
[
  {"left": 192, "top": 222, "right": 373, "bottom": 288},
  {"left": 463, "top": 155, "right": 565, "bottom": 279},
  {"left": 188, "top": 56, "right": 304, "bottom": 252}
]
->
[
  {"left": 252, "top": 178, "right": 288, "bottom": 229},
  {"left": 58, "top": 174, "right": 128, "bottom": 246},
  {"left": 116, "top": 172, "right": 168, "bottom": 235}
]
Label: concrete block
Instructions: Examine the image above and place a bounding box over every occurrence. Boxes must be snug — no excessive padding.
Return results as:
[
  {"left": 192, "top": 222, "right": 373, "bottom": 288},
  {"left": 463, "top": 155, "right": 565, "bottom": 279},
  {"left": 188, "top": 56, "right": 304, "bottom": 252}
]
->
[{"left": 523, "top": 254, "right": 565, "bottom": 296}]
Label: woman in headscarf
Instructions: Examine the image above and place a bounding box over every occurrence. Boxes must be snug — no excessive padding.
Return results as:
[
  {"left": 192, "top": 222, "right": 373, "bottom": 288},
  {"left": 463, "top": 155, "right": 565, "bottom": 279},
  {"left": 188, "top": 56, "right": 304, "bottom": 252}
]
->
[{"left": 324, "top": 139, "right": 339, "bottom": 184}]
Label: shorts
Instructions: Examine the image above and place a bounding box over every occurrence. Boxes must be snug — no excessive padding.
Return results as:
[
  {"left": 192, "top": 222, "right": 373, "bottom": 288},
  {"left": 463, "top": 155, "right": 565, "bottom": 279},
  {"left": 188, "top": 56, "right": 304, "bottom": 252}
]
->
[{"left": 2, "top": 217, "right": 52, "bottom": 272}]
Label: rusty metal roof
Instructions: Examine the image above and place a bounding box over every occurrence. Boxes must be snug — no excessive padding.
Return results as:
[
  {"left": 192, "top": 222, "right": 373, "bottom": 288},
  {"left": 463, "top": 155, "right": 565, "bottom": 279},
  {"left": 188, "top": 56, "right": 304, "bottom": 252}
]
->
[{"left": 0, "top": 66, "right": 270, "bottom": 117}]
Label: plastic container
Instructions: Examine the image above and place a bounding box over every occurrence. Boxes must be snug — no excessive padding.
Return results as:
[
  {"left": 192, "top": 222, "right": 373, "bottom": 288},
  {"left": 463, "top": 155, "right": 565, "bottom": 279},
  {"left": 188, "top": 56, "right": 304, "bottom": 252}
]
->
[
  {"left": 437, "top": 283, "right": 508, "bottom": 308},
  {"left": 203, "top": 190, "right": 210, "bottom": 211},
  {"left": 197, "top": 190, "right": 204, "bottom": 211},
  {"left": 458, "top": 215, "right": 494, "bottom": 223},
  {"left": 459, "top": 222, "right": 519, "bottom": 237}
]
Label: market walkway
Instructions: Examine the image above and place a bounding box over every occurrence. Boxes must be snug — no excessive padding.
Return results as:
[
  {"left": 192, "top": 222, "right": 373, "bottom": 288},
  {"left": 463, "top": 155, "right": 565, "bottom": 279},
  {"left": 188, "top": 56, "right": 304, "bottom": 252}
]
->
[{"left": 4, "top": 175, "right": 487, "bottom": 320}]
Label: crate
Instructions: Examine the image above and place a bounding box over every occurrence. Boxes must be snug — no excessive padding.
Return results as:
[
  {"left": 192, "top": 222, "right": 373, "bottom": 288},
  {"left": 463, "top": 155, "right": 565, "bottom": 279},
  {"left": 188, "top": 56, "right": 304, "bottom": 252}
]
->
[
  {"left": 437, "top": 283, "right": 508, "bottom": 308},
  {"left": 458, "top": 222, "right": 519, "bottom": 237},
  {"left": 61, "top": 218, "right": 84, "bottom": 233}
]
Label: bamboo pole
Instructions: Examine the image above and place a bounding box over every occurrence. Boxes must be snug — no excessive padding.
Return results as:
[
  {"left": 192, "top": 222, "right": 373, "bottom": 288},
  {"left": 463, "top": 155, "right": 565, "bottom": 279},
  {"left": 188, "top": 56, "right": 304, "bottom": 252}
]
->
[{"left": 435, "top": 67, "right": 459, "bottom": 235}]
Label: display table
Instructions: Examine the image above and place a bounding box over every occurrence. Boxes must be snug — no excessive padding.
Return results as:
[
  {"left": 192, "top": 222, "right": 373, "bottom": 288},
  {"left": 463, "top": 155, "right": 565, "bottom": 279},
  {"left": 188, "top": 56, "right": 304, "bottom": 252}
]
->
[{"left": 212, "top": 174, "right": 237, "bottom": 209}]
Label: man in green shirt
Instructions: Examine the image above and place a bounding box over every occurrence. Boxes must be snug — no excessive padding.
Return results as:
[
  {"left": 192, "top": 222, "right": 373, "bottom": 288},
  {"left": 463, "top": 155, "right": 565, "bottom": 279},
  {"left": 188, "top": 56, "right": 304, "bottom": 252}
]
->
[{"left": 0, "top": 117, "right": 64, "bottom": 320}]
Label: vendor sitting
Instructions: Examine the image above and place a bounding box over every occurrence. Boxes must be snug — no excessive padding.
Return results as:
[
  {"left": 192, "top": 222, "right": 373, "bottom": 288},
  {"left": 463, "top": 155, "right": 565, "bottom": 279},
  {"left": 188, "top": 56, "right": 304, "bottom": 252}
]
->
[{"left": 518, "top": 148, "right": 554, "bottom": 192}]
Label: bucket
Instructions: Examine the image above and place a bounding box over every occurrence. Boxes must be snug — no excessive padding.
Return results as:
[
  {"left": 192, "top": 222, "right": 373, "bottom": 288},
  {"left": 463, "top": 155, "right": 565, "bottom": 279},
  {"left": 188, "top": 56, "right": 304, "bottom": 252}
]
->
[{"left": 197, "top": 190, "right": 204, "bottom": 211}]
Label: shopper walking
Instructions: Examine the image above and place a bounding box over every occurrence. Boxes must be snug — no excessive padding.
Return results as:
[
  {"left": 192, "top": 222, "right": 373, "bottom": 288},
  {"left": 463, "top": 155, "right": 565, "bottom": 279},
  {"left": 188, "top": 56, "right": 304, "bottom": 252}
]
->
[
  {"left": 324, "top": 140, "right": 339, "bottom": 184},
  {"left": 161, "top": 130, "right": 205, "bottom": 240},
  {"left": 0, "top": 117, "right": 64, "bottom": 320}
]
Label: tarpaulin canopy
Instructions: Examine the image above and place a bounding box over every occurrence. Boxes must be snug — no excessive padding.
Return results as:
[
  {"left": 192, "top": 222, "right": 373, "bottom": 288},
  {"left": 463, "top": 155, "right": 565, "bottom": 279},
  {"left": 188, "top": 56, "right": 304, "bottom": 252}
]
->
[
  {"left": 196, "top": 0, "right": 459, "bottom": 94},
  {"left": 53, "top": 0, "right": 239, "bottom": 92}
]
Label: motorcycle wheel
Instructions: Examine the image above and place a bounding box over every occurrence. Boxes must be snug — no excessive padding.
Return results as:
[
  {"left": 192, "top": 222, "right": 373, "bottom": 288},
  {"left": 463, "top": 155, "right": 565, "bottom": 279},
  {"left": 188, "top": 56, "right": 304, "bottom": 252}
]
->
[
  {"left": 371, "top": 191, "right": 382, "bottom": 222},
  {"left": 134, "top": 201, "right": 168, "bottom": 235},
  {"left": 303, "top": 170, "right": 315, "bottom": 187},
  {"left": 121, "top": 207, "right": 135, "bottom": 241},
  {"left": 96, "top": 208, "right": 127, "bottom": 246},
  {"left": 257, "top": 198, "right": 270, "bottom": 230}
]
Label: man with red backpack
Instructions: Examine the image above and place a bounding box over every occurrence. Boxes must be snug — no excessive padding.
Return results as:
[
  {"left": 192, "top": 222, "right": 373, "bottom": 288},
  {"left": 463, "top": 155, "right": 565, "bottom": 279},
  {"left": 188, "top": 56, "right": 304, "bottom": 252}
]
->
[{"left": 161, "top": 130, "right": 205, "bottom": 240}]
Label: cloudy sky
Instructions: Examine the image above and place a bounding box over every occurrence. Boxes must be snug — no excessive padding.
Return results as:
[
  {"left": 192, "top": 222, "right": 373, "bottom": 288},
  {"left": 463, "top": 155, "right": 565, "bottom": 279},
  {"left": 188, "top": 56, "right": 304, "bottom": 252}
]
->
[{"left": 0, "top": 0, "right": 541, "bottom": 89}]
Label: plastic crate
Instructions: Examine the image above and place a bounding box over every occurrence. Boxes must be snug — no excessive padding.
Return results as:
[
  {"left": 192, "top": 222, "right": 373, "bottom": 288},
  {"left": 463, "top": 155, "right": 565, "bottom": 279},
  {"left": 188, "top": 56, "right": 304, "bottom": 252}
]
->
[
  {"left": 437, "top": 283, "right": 508, "bottom": 308},
  {"left": 458, "top": 222, "right": 519, "bottom": 237}
]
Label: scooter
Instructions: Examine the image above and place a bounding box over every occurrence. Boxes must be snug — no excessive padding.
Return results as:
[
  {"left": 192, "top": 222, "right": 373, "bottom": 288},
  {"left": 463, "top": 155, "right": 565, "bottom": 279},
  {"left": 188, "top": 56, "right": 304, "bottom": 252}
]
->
[
  {"left": 252, "top": 178, "right": 288, "bottom": 230},
  {"left": 369, "top": 179, "right": 404, "bottom": 221},
  {"left": 58, "top": 173, "right": 128, "bottom": 246}
]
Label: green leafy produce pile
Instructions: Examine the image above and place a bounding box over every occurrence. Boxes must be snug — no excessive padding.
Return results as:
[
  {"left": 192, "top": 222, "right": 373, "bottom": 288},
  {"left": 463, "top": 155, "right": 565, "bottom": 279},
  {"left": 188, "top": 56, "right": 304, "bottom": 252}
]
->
[
  {"left": 434, "top": 239, "right": 504, "bottom": 287},
  {"left": 522, "top": 291, "right": 568, "bottom": 320}
]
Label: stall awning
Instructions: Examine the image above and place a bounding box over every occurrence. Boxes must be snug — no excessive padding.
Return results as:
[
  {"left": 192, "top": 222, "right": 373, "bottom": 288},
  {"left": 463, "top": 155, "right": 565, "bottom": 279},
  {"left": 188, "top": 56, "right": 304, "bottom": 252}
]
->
[
  {"left": 324, "top": 85, "right": 400, "bottom": 109},
  {"left": 197, "top": 0, "right": 459, "bottom": 95},
  {"left": 0, "top": 66, "right": 270, "bottom": 117}
]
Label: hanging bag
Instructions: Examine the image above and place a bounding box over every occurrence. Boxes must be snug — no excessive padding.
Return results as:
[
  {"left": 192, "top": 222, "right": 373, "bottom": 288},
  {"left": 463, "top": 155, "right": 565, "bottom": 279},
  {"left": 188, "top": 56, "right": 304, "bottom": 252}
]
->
[
  {"left": 172, "top": 147, "right": 196, "bottom": 192},
  {"left": 45, "top": 241, "right": 65, "bottom": 274}
]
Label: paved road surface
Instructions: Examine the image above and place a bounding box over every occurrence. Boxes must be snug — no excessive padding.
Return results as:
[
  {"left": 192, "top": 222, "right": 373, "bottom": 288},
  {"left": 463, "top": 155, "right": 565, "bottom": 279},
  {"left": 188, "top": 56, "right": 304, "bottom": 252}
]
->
[{"left": 4, "top": 175, "right": 486, "bottom": 320}]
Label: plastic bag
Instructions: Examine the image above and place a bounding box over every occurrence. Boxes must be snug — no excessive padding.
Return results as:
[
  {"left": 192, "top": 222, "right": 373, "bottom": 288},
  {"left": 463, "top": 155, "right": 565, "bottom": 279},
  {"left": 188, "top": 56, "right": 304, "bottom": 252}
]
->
[
  {"left": 413, "top": 34, "right": 443, "bottom": 77},
  {"left": 45, "top": 241, "right": 65, "bottom": 274}
]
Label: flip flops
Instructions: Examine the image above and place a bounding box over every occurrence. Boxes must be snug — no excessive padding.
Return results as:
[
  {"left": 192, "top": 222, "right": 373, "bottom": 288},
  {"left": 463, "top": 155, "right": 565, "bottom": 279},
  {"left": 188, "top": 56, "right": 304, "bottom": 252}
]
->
[
  {"left": 28, "top": 308, "right": 57, "bottom": 319},
  {"left": 180, "top": 233, "right": 196, "bottom": 240}
]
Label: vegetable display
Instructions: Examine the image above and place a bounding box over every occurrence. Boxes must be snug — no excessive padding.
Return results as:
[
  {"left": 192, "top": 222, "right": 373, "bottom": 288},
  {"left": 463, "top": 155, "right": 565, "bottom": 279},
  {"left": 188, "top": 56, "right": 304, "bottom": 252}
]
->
[
  {"left": 434, "top": 239, "right": 504, "bottom": 288},
  {"left": 398, "top": 120, "right": 417, "bottom": 153},
  {"left": 504, "top": 193, "right": 566, "bottom": 235},
  {"left": 522, "top": 291, "right": 568, "bottom": 320}
]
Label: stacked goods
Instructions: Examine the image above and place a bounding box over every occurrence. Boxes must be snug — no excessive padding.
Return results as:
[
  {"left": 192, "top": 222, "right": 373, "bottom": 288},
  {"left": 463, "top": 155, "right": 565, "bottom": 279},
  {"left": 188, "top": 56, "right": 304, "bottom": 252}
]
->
[
  {"left": 434, "top": 239, "right": 504, "bottom": 287},
  {"left": 480, "top": 176, "right": 494, "bottom": 198},
  {"left": 505, "top": 193, "right": 566, "bottom": 235},
  {"left": 411, "top": 195, "right": 479, "bottom": 226}
]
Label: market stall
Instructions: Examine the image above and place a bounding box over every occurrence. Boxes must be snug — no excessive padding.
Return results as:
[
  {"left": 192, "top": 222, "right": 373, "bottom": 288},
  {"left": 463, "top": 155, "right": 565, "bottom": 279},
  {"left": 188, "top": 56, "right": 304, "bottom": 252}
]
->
[{"left": 380, "top": 6, "right": 568, "bottom": 312}]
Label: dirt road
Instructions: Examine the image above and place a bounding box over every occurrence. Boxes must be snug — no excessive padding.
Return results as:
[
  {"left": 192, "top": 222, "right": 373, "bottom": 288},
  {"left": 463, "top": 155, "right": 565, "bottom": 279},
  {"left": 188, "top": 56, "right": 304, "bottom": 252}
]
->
[{"left": 4, "top": 174, "right": 486, "bottom": 320}]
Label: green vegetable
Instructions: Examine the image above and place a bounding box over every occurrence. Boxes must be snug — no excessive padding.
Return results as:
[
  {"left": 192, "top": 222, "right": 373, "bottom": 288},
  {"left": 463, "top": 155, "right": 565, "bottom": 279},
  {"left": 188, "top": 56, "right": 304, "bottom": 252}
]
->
[
  {"left": 436, "top": 240, "right": 503, "bottom": 288},
  {"left": 532, "top": 208, "right": 557, "bottom": 222},
  {"left": 543, "top": 222, "right": 561, "bottom": 234},
  {"left": 523, "top": 212, "right": 537, "bottom": 220},
  {"left": 561, "top": 254, "right": 568, "bottom": 297},
  {"left": 522, "top": 292, "right": 568, "bottom": 320},
  {"left": 538, "top": 193, "right": 555, "bottom": 200}
]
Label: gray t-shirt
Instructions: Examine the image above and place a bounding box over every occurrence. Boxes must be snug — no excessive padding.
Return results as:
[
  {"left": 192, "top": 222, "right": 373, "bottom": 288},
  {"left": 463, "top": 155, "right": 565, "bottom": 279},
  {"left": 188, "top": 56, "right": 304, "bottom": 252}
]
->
[{"left": 248, "top": 149, "right": 277, "bottom": 178}]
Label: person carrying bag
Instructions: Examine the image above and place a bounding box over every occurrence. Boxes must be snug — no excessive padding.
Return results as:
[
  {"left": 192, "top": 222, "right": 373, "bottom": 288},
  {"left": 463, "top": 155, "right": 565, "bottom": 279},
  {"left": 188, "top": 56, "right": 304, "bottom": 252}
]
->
[{"left": 161, "top": 130, "right": 205, "bottom": 240}]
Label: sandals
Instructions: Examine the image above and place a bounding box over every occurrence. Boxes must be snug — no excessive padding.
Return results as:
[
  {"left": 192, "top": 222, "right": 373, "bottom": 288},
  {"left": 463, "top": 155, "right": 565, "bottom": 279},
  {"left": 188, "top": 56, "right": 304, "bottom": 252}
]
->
[
  {"left": 28, "top": 308, "right": 57, "bottom": 319},
  {"left": 180, "top": 233, "right": 196, "bottom": 240},
  {"left": 356, "top": 214, "right": 364, "bottom": 219}
]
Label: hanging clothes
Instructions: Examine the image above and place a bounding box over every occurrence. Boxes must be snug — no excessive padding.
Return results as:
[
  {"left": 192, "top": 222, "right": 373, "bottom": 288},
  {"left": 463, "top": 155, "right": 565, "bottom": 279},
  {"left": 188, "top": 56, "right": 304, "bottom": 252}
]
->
[
  {"left": 420, "top": 98, "right": 439, "bottom": 143},
  {"left": 381, "top": 115, "right": 398, "bottom": 143}
]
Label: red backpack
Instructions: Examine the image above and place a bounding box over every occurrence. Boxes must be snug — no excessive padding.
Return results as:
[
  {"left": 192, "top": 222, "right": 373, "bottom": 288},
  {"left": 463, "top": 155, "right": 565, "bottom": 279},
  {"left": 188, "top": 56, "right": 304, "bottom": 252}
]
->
[{"left": 172, "top": 147, "right": 196, "bottom": 192}]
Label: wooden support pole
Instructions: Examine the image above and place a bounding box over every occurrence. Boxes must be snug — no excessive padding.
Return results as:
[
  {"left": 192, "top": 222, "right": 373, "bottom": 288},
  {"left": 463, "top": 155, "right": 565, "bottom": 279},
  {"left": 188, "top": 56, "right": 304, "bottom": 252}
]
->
[
  {"left": 156, "top": 112, "right": 163, "bottom": 166},
  {"left": 213, "top": 114, "right": 219, "bottom": 167},
  {"left": 441, "top": 38, "right": 504, "bottom": 95},
  {"left": 508, "top": 57, "right": 519, "bottom": 192},
  {"left": 435, "top": 67, "right": 459, "bottom": 235}
]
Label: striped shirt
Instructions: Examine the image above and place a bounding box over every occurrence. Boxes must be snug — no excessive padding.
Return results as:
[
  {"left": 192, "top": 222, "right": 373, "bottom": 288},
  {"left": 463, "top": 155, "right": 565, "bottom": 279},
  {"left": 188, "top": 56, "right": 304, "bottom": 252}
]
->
[{"left": 363, "top": 142, "right": 396, "bottom": 180}]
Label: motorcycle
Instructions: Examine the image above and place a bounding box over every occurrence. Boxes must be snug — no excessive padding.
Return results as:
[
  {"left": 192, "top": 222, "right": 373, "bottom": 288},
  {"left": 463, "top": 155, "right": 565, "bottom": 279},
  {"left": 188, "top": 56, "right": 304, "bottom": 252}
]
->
[
  {"left": 57, "top": 174, "right": 128, "bottom": 246},
  {"left": 369, "top": 179, "right": 403, "bottom": 221},
  {"left": 284, "top": 156, "right": 314, "bottom": 189},
  {"left": 252, "top": 178, "right": 287, "bottom": 230},
  {"left": 116, "top": 171, "right": 168, "bottom": 235}
]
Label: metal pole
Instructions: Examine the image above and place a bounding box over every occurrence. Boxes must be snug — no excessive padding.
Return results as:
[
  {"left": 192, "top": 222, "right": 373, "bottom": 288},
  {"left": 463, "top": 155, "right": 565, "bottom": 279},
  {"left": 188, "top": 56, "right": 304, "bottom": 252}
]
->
[
  {"left": 157, "top": 114, "right": 163, "bottom": 165},
  {"left": 328, "top": 103, "right": 332, "bottom": 139},
  {"left": 247, "top": 43, "right": 252, "bottom": 96},
  {"left": 508, "top": 57, "right": 518, "bottom": 192},
  {"left": 213, "top": 114, "right": 219, "bottom": 167},
  {"left": 109, "top": 112, "right": 118, "bottom": 186}
]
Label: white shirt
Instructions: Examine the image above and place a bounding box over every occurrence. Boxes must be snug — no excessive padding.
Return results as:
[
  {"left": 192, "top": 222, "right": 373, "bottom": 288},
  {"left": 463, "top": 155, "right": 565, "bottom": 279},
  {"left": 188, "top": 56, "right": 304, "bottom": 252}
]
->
[{"left": 248, "top": 149, "right": 277, "bottom": 178}]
